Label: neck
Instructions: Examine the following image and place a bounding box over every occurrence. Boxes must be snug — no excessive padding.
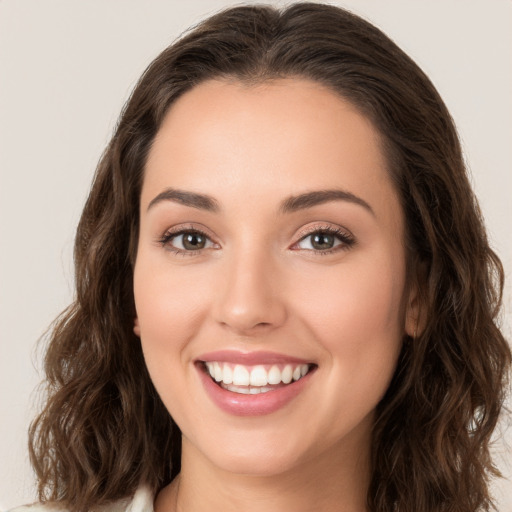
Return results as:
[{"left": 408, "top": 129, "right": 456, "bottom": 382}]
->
[{"left": 155, "top": 430, "right": 371, "bottom": 512}]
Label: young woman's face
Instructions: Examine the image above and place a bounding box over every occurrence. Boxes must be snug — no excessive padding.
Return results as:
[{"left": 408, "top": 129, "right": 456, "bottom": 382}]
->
[{"left": 134, "top": 79, "right": 417, "bottom": 476}]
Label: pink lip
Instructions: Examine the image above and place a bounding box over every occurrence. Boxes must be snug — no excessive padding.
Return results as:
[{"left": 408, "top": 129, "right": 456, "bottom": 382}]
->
[
  {"left": 195, "top": 353, "right": 316, "bottom": 417},
  {"left": 197, "top": 350, "right": 312, "bottom": 365}
]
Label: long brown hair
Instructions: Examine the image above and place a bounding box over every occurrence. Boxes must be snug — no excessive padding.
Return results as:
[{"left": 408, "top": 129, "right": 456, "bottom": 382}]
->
[{"left": 29, "top": 4, "right": 511, "bottom": 511}]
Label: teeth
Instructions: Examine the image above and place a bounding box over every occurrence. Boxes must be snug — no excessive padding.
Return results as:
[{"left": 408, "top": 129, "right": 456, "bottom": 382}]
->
[
  {"left": 250, "top": 365, "right": 267, "bottom": 386},
  {"left": 268, "top": 365, "right": 281, "bottom": 385},
  {"left": 281, "top": 365, "right": 293, "bottom": 384},
  {"left": 223, "top": 364, "right": 233, "bottom": 384},
  {"left": 222, "top": 384, "right": 275, "bottom": 394},
  {"left": 214, "top": 362, "right": 222, "bottom": 382},
  {"left": 204, "top": 362, "right": 310, "bottom": 388},
  {"left": 232, "top": 365, "right": 250, "bottom": 386}
]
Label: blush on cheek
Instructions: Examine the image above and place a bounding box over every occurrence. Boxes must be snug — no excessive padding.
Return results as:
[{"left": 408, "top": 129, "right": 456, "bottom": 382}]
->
[
  {"left": 135, "top": 263, "right": 208, "bottom": 335},
  {"left": 304, "top": 270, "right": 402, "bottom": 338}
]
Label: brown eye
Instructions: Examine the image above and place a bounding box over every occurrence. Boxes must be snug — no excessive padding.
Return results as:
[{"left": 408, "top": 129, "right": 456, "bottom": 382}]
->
[
  {"left": 295, "top": 228, "right": 355, "bottom": 253},
  {"left": 181, "top": 232, "right": 207, "bottom": 250},
  {"left": 161, "top": 230, "right": 215, "bottom": 252},
  {"left": 310, "top": 233, "right": 336, "bottom": 250}
]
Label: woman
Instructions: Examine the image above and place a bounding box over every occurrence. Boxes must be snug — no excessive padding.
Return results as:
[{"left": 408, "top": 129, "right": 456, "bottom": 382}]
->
[{"left": 13, "top": 3, "right": 510, "bottom": 512}]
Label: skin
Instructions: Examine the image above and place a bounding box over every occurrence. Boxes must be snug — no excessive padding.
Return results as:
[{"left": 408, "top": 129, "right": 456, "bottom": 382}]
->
[{"left": 133, "top": 78, "right": 420, "bottom": 512}]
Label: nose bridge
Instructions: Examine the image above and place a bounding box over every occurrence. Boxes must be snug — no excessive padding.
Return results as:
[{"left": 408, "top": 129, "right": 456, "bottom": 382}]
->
[{"left": 215, "top": 241, "right": 286, "bottom": 333}]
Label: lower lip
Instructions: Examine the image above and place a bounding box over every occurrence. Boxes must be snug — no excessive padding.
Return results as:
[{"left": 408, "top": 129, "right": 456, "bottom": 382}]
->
[{"left": 197, "top": 364, "right": 313, "bottom": 416}]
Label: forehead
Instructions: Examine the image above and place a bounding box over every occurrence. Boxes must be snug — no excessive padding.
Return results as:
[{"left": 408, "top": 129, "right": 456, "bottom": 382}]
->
[{"left": 142, "top": 78, "right": 400, "bottom": 225}]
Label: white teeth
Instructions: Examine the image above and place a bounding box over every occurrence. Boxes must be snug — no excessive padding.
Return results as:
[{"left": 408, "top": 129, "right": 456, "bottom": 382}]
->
[
  {"left": 267, "top": 365, "right": 281, "bottom": 385},
  {"left": 222, "top": 384, "right": 274, "bottom": 394},
  {"left": 205, "top": 361, "right": 312, "bottom": 388},
  {"left": 281, "top": 364, "right": 293, "bottom": 384},
  {"left": 214, "top": 362, "right": 223, "bottom": 382},
  {"left": 223, "top": 365, "right": 233, "bottom": 384},
  {"left": 232, "top": 365, "right": 250, "bottom": 386},
  {"left": 249, "top": 365, "right": 268, "bottom": 386},
  {"left": 206, "top": 362, "right": 215, "bottom": 379}
]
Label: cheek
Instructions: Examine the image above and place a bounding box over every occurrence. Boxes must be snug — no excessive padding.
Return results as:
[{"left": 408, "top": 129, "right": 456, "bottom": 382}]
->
[
  {"left": 302, "top": 259, "right": 404, "bottom": 334},
  {"left": 293, "top": 250, "right": 406, "bottom": 388},
  {"left": 133, "top": 258, "right": 215, "bottom": 425},
  {"left": 133, "top": 257, "right": 210, "bottom": 373}
]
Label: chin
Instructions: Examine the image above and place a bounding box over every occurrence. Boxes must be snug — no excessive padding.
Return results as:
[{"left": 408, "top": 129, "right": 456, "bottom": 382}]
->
[
  {"left": 184, "top": 427, "right": 311, "bottom": 478},
  {"left": 212, "top": 448, "right": 305, "bottom": 478}
]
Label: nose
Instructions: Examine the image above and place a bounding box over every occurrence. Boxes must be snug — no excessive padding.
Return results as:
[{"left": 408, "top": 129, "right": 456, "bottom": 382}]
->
[{"left": 213, "top": 249, "right": 287, "bottom": 336}]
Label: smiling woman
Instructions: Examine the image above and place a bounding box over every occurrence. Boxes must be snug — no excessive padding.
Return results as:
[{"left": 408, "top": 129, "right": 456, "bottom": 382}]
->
[
  {"left": 134, "top": 80, "right": 411, "bottom": 493},
  {"left": 10, "top": 3, "right": 510, "bottom": 512}
]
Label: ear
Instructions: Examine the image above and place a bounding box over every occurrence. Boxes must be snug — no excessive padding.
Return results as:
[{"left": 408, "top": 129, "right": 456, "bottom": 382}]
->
[{"left": 133, "top": 317, "right": 141, "bottom": 337}]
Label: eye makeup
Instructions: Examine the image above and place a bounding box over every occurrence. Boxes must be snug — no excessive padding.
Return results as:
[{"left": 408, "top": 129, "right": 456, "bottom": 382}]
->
[{"left": 157, "top": 222, "right": 356, "bottom": 257}]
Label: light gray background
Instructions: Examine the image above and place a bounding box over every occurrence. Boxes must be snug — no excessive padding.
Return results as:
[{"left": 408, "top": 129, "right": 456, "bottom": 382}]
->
[{"left": 1, "top": 0, "right": 511, "bottom": 510}]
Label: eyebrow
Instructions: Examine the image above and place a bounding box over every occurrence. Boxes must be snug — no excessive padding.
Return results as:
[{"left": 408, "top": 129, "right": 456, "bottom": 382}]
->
[
  {"left": 147, "top": 188, "right": 220, "bottom": 212},
  {"left": 279, "top": 189, "right": 375, "bottom": 216},
  {"left": 147, "top": 187, "right": 374, "bottom": 216}
]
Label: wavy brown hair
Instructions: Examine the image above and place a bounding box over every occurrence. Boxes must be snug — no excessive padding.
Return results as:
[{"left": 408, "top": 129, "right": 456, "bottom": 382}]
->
[{"left": 29, "top": 3, "right": 511, "bottom": 512}]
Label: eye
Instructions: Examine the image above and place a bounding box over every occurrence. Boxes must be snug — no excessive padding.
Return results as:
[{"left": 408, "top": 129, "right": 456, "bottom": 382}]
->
[
  {"left": 159, "top": 228, "right": 217, "bottom": 253},
  {"left": 294, "top": 227, "right": 355, "bottom": 253}
]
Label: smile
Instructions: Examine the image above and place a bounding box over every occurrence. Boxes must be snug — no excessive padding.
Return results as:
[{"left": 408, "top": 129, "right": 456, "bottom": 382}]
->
[
  {"left": 204, "top": 362, "right": 311, "bottom": 394},
  {"left": 196, "top": 351, "right": 316, "bottom": 416}
]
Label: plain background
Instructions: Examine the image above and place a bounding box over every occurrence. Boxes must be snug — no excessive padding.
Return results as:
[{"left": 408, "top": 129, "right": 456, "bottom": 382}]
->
[{"left": 0, "top": 0, "right": 511, "bottom": 510}]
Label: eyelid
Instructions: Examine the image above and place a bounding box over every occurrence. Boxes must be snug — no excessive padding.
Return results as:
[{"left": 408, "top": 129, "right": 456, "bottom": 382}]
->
[
  {"left": 157, "top": 222, "right": 355, "bottom": 255},
  {"left": 291, "top": 223, "right": 356, "bottom": 253},
  {"left": 158, "top": 223, "right": 220, "bottom": 254},
  {"left": 295, "top": 223, "right": 353, "bottom": 239},
  {"left": 160, "top": 222, "right": 217, "bottom": 239}
]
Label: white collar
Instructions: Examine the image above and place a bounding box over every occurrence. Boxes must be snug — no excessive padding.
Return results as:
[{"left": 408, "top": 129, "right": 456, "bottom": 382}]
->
[{"left": 125, "top": 486, "right": 154, "bottom": 512}]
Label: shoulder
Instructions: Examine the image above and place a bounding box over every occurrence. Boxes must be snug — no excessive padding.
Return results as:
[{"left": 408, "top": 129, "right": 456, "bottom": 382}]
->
[{"left": 7, "top": 486, "right": 154, "bottom": 512}]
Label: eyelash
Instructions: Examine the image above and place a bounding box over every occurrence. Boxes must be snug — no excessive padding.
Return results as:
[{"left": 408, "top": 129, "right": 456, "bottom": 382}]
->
[
  {"left": 158, "top": 225, "right": 356, "bottom": 256},
  {"left": 158, "top": 226, "right": 215, "bottom": 256},
  {"left": 293, "top": 225, "right": 356, "bottom": 255}
]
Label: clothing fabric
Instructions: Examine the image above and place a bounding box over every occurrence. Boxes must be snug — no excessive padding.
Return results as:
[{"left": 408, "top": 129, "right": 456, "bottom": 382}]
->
[{"left": 8, "top": 487, "right": 154, "bottom": 512}]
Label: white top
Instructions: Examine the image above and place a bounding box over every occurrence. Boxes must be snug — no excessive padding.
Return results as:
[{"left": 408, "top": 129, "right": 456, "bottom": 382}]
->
[{"left": 8, "top": 486, "right": 154, "bottom": 512}]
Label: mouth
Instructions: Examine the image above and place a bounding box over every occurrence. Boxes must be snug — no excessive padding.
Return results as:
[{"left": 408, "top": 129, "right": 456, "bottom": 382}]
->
[
  {"left": 201, "top": 361, "right": 315, "bottom": 395},
  {"left": 195, "top": 350, "right": 317, "bottom": 415}
]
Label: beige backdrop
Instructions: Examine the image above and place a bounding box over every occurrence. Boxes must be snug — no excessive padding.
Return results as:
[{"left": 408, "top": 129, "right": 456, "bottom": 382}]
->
[{"left": 1, "top": 0, "right": 510, "bottom": 510}]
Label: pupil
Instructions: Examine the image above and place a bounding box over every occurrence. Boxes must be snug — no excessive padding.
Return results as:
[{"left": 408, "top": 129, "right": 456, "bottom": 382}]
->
[
  {"left": 183, "top": 233, "right": 205, "bottom": 250},
  {"left": 312, "top": 233, "right": 334, "bottom": 250}
]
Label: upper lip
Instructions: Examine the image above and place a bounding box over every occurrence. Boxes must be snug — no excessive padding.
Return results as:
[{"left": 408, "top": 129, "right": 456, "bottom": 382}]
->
[{"left": 197, "top": 350, "right": 313, "bottom": 366}]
